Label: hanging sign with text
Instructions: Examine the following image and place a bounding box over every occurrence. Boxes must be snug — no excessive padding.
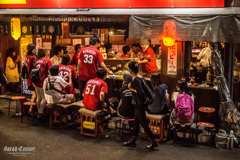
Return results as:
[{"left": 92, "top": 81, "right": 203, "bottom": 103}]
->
[{"left": 167, "top": 43, "right": 177, "bottom": 75}]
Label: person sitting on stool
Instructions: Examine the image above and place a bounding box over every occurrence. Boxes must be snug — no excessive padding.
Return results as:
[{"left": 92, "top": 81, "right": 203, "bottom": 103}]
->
[{"left": 82, "top": 69, "right": 109, "bottom": 111}]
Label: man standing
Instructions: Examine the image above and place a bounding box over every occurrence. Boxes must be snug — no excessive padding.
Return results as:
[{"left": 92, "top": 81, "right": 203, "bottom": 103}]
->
[
  {"left": 138, "top": 39, "right": 158, "bottom": 75},
  {"left": 71, "top": 44, "right": 81, "bottom": 70},
  {"left": 78, "top": 35, "right": 113, "bottom": 97}
]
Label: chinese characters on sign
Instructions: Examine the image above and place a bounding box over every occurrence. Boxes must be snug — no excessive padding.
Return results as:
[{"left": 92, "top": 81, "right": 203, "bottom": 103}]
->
[
  {"left": 167, "top": 43, "right": 177, "bottom": 75},
  {"left": 36, "top": 37, "right": 42, "bottom": 51}
]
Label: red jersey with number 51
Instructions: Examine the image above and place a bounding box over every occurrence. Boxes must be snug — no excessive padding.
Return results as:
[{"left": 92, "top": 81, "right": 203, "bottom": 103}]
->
[
  {"left": 83, "top": 77, "right": 108, "bottom": 111},
  {"left": 58, "top": 64, "right": 77, "bottom": 94},
  {"left": 79, "top": 46, "right": 104, "bottom": 81}
]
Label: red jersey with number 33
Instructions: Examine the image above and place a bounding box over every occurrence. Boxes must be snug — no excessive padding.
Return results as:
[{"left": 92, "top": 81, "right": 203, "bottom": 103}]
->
[
  {"left": 58, "top": 64, "right": 77, "bottom": 94},
  {"left": 83, "top": 77, "right": 108, "bottom": 111},
  {"left": 79, "top": 46, "right": 104, "bottom": 81}
]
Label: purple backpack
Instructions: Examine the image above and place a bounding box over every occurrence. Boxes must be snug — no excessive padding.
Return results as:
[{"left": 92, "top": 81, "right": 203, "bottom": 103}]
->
[{"left": 175, "top": 94, "right": 194, "bottom": 120}]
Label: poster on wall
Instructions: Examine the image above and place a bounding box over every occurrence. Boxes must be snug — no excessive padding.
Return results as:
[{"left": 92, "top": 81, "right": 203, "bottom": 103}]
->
[
  {"left": 20, "top": 37, "right": 33, "bottom": 65},
  {"left": 36, "top": 37, "right": 42, "bottom": 51},
  {"left": 72, "top": 39, "right": 82, "bottom": 46},
  {"left": 42, "top": 42, "right": 51, "bottom": 50},
  {"left": 22, "top": 79, "right": 32, "bottom": 95},
  {"left": 167, "top": 43, "right": 177, "bottom": 75}
]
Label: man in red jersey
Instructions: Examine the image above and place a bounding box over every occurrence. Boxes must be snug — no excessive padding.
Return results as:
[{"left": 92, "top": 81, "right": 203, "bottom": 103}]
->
[
  {"left": 83, "top": 69, "right": 108, "bottom": 111},
  {"left": 78, "top": 35, "right": 113, "bottom": 98},
  {"left": 26, "top": 44, "right": 37, "bottom": 113},
  {"left": 71, "top": 44, "right": 81, "bottom": 70},
  {"left": 58, "top": 54, "right": 77, "bottom": 95},
  {"left": 33, "top": 47, "right": 52, "bottom": 117},
  {"left": 138, "top": 39, "right": 158, "bottom": 76}
]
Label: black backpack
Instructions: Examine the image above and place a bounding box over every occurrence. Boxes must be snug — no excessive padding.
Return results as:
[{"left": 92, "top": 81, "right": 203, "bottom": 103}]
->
[
  {"left": 31, "top": 60, "right": 46, "bottom": 83},
  {"left": 141, "top": 78, "right": 154, "bottom": 105}
]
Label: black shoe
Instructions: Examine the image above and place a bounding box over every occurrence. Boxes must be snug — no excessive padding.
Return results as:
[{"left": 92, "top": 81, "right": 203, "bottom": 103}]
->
[
  {"left": 146, "top": 140, "right": 159, "bottom": 150},
  {"left": 123, "top": 137, "right": 137, "bottom": 147}
]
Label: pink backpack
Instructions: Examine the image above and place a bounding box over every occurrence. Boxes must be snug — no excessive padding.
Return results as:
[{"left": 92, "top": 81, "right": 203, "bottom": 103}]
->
[{"left": 175, "top": 94, "right": 194, "bottom": 120}]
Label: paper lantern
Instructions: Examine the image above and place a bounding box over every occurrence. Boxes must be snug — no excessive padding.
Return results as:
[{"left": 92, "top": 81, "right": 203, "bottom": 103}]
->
[
  {"left": 11, "top": 18, "right": 21, "bottom": 40},
  {"left": 163, "top": 20, "right": 176, "bottom": 47}
]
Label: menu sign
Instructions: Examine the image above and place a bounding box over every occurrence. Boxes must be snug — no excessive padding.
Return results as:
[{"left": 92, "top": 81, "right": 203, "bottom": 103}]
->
[{"left": 167, "top": 43, "right": 177, "bottom": 75}]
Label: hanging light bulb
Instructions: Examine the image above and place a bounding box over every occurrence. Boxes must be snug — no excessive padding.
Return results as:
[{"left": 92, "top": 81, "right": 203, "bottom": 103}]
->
[
  {"left": 11, "top": 18, "right": 21, "bottom": 40},
  {"left": 163, "top": 20, "right": 176, "bottom": 47}
]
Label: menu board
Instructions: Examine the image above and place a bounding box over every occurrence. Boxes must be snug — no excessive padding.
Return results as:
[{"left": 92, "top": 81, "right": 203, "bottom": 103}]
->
[{"left": 167, "top": 43, "right": 177, "bottom": 75}]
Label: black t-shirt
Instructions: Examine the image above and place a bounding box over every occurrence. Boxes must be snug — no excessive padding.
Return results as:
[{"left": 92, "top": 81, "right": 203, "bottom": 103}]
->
[{"left": 118, "top": 85, "right": 135, "bottom": 118}]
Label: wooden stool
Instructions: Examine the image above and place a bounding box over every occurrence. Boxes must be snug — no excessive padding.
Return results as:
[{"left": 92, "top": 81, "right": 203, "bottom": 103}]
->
[
  {"left": 22, "top": 101, "right": 38, "bottom": 124},
  {"left": 119, "top": 118, "right": 134, "bottom": 140},
  {"left": 49, "top": 101, "right": 85, "bottom": 129},
  {"left": 173, "top": 122, "right": 194, "bottom": 146},
  {"left": 11, "top": 96, "right": 26, "bottom": 116},
  {"left": 69, "top": 101, "right": 84, "bottom": 129},
  {"left": 49, "top": 104, "right": 67, "bottom": 129},
  {"left": 79, "top": 108, "right": 107, "bottom": 137},
  {"left": 146, "top": 112, "right": 170, "bottom": 142},
  {"left": 196, "top": 122, "right": 215, "bottom": 148}
]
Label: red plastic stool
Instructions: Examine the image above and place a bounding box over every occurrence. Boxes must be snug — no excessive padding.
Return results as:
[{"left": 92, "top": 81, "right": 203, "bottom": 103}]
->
[
  {"left": 11, "top": 96, "right": 26, "bottom": 116},
  {"left": 196, "top": 122, "right": 215, "bottom": 148}
]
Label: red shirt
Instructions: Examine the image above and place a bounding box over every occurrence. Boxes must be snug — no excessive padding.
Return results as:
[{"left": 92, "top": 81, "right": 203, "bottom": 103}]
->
[
  {"left": 120, "top": 54, "right": 128, "bottom": 59},
  {"left": 83, "top": 77, "right": 108, "bottom": 111},
  {"left": 34, "top": 57, "right": 52, "bottom": 88},
  {"left": 58, "top": 64, "right": 77, "bottom": 94},
  {"left": 71, "top": 52, "right": 80, "bottom": 66},
  {"left": 26, "top": 55, "right": 36, "bottom": 86},
  {"left": 142, "top": 47, "right": 158, "bottom": 73},
  {"left": 79, "top": 46, "right": 104, "bottom": 81},
  {"left": 138, "top": 51, "right": 146, "bottom": 60}
]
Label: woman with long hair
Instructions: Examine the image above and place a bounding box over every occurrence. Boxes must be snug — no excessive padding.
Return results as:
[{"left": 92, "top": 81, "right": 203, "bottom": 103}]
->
[
  {"left": 123, "top": 61, "right": 158, "bottom": 150},
  {"left": 5, "top": 48, "right": 20, "bottom": 92},
  {"left": 147, "top": 73, "right": 169, "bottom": 114}
]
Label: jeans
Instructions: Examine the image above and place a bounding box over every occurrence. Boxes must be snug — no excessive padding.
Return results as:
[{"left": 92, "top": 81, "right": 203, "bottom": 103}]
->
[
  {"left": 133, "top": 105, "right": 155, "bottom": 140},
  {"left": 33, "top": 84, "right": 46, "bottom": 114}
]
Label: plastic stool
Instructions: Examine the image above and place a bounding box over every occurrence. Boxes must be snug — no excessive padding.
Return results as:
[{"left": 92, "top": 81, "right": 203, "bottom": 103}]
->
[
  {"left": 196, "top": 122, "right": 214, "bottom": 148},
  {"left": 119, "top": 118, "right": 134, "bottom": 140},
  {"left": 173, "top": 122, "right": 195, "bottom": 146}
]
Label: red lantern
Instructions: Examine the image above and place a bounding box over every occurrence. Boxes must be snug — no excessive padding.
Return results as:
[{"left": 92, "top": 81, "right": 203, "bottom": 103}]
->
[{"left": 163, "top": 20, "right": 176, "bottom": 47}]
